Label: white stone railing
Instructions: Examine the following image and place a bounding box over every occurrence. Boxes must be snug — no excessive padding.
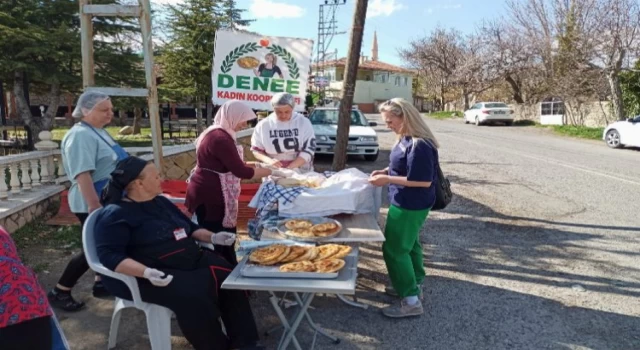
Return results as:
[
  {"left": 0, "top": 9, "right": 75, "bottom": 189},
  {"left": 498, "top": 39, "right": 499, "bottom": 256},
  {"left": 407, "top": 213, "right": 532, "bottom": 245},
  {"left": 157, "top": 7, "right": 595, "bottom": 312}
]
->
[
  {"left": 0, "top": 128, "right": 255, "bottom": 200},
  {"left": 0, "top": 131, "right": 65, "bottom": 200}
]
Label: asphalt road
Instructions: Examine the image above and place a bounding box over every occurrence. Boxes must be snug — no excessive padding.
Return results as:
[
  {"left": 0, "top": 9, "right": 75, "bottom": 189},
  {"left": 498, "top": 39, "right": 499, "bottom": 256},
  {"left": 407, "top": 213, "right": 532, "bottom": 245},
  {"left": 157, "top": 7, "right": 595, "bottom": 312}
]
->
[
  {"left": 54, "top": 115, "right": 640, "bottom": 350},
  {"left": 300, "top": 115, "right": 640, "bottom": 350}
]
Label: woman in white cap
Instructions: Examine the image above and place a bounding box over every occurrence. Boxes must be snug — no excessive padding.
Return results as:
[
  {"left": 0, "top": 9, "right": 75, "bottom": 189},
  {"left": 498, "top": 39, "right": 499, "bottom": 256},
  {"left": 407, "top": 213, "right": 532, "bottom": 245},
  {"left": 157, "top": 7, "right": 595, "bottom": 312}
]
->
[
  {"left": 250, "top": 92, "right": 316, "bottom": 172},
  {"left": 48, "top": 90, "right": 128, "bottom": 311}
]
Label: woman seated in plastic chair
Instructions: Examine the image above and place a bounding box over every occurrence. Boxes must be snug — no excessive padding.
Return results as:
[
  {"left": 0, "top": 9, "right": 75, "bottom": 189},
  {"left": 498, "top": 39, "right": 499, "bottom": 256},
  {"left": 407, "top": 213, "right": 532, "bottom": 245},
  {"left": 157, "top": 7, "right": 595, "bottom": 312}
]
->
[{"left": 94, "top": 157, "right": 263, "bottom": 350}]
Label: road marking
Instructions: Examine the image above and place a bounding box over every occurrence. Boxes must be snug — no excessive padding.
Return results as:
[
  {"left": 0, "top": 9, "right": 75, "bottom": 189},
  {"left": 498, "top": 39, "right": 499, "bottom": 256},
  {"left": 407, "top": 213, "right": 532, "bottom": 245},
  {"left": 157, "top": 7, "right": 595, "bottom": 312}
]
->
[{"left": 441, "top": 133, "right": 640, "bottom": 187}]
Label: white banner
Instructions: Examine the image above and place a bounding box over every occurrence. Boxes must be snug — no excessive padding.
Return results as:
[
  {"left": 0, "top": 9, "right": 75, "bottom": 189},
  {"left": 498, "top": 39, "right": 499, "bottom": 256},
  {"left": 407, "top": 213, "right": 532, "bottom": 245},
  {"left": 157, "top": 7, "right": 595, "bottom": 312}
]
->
[{"left": 212, "top": 30, "right": 313, "bottom": 111}]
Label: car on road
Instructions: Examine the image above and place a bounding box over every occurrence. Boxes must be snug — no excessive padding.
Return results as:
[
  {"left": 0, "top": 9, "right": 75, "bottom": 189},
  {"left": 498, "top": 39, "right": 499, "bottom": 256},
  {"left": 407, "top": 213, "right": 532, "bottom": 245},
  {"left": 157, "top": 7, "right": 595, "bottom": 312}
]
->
[
  {"left": 463, "top": 102, "right": 515, "bottom": 126},
  {"left": 603, "top": 115, "right": 640, "bottom": 149},
  {"left": 308, "top": 107, "right": 380, "bottom": 161}
]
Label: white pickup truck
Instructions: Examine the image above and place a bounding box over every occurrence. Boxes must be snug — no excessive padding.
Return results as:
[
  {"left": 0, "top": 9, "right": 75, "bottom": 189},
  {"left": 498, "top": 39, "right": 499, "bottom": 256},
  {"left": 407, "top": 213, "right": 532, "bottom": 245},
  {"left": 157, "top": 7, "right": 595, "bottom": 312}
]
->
[{"left": 309, "top": 107, "right": 380, "bottom": 161}]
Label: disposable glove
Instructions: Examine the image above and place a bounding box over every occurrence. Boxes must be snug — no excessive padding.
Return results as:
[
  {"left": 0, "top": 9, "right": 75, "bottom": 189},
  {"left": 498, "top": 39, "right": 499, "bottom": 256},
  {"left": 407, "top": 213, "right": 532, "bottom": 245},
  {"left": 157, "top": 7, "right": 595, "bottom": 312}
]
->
[
  {"left": 211, "top": 231, "right": 236, "bottom": 246},
  {"left": 143, "top": 268, "right": 173, "bottom": 287}
]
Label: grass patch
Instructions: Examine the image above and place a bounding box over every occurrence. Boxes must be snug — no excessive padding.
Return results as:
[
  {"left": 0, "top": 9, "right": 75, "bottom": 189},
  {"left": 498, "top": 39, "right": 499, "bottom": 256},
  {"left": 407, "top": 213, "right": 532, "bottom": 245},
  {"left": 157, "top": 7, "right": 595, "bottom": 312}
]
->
[
  {"left": 12, "top": 219, "right": 82, "bottom": 252},
  {"left": 427, "top": 111, "right": 463, "bottom": 119},
  {"left": 51, "top": 126, "right": 194, "bottom": 147},
  {"left": 540, "top": 125, "right": 604, "bottom": 140}
]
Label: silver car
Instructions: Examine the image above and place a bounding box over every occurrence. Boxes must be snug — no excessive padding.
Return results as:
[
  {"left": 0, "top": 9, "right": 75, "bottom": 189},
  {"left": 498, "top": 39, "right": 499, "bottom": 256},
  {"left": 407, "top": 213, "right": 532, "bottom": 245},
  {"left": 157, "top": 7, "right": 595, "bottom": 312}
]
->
[{"left": 309, "top": 107, "right": 380, "bottom": 161}]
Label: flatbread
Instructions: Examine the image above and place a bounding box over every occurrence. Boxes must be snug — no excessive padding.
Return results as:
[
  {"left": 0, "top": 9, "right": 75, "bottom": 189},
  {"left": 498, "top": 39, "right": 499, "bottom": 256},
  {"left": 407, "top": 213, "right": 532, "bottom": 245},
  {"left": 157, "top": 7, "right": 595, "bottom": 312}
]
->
[
  {"left": 313, "top": 244, "right": 341, "bottom": 261},
  {"left": 249, "top": 244, "right": 289, "bottom": 265},
  {"left": 314, "top": 259, "right": 345, "bottom": 273},
  {"left": 280, "top": 260, "right": 317, "bottom": 273},
  {"left": 292, "top": 246, "right": 318, "bottom": 262},
  {"left": 280, "top": 246, "right": 309, "bottom": 263},
  {"left": 332, "top": 245, "right": 353, "bottom": 259},
  {"left": 311, "top": 222, "right": 341, "bottom": 237},
  {"left": 250, "top": 245, "right": 291, "bottom": 266},
  {"left": 284, "top": 219, "right": 313, "bottom": 230},
  {"left": 286, "top": 228, "right": 315, "bottom": 238}
]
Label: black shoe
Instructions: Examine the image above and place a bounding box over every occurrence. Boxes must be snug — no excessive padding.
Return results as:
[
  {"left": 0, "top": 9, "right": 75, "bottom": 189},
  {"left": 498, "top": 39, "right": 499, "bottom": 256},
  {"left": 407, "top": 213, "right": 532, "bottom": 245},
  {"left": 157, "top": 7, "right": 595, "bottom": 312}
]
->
[
  {"left": 92, "top": 281, "right": 112, "bottom": 299},
  {"left": 48, "top": 290, "right": 85, "bottom": 312}
]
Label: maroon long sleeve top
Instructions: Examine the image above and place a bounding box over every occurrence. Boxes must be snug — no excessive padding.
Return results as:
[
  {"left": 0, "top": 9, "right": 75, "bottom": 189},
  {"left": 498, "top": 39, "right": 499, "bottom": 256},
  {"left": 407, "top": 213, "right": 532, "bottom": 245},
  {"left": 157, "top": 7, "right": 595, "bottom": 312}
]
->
[{"left": 185, "top": 129, "right": 255, "bottom": 222}]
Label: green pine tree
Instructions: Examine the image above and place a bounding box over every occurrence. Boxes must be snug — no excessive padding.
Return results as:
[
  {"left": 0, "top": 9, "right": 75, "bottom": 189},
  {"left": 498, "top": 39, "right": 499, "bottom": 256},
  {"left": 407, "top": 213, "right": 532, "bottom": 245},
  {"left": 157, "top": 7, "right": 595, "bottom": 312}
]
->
[
  {"left": 157, "top": 0, "right": 252, "bottom": 127},
  {"left": 0, "top": 0, "right": 144, "bottom": 141}
]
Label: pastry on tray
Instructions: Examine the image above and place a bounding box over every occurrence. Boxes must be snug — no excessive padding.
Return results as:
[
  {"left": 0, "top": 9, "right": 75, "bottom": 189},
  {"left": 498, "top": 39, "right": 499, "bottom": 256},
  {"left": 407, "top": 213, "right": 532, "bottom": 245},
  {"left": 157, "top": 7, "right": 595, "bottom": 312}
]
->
[
  {"left": 249, "top": 244, "right": 291, "bottom": 265},
  {"left": 291, "top": 246, "right": 319, "bottom": 262},
  {"left": 279, "top": 260, "right": 317, "bottom": 272},
  {"left": 313, "top": 244, "right": 342, "bottom": 261},
  {"left": 284, "top": 219, "right": 313, "bottom": 230},
  {"left": 280, "top": 245, "right": 309, "bottom": 263},
  {"left": 311, "top": 222, "right": 341, "bottom": 237},
  {"left": 332, "top": 245, "right": 353, "bottom": 259},
  {"left": 314, "top": 259, "right": 346, "bottom": 273},
  {"left": 285, "top": 228, "right": 315, "bottom": 238}
]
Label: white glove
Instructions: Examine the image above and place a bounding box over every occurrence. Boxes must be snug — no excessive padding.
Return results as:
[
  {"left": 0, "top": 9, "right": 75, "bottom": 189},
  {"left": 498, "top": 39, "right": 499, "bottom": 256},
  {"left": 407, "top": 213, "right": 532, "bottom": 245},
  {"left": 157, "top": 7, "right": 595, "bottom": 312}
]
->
[
  {"left": 211, "top": 231, "right": 236, "bottom": 246},
  {"left": 271, "top": 169, "right": 296, "bottom": 178},
  {"left": 143, "top": 268, "right": 173, "bottom": 287}
]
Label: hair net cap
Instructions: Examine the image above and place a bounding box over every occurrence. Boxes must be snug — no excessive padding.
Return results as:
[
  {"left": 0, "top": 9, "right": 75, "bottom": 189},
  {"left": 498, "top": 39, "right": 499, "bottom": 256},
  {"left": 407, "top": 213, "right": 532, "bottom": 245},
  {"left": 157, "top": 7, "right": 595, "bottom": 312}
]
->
[
  {"left": 270, "top": 93, "right": 295, "bottom": 109},
  {"left": 72, "top": 91, "right": 110, "bottom": 118}
]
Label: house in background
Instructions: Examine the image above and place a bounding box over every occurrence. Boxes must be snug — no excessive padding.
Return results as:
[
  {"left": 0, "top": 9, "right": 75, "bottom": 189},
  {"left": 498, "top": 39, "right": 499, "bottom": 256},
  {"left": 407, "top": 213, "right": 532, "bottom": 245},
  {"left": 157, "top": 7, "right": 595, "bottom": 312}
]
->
[{"left": 312, "top": 31, "right": 414, "bottom": 113}]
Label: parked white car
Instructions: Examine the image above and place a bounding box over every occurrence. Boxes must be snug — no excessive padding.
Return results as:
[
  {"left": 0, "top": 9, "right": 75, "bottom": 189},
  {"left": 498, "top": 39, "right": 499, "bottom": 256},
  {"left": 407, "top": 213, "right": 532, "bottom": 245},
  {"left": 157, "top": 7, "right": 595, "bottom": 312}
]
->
[
  {"left": 603, "top": 115, "right": 640, "bottom": 148},
  {"left": 463, "top": 102, "right": 515, "bottom": 126},
  {"left": 309, "top": 107, "right": 380, "bottom": 161}
]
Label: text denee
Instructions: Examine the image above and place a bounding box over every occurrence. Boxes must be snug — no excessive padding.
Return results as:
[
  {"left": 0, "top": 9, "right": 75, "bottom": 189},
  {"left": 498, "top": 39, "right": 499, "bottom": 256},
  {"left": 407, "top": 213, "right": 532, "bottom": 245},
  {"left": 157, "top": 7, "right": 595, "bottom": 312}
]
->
[{"left": 217, "top": 74, "right": 300, "bottom": 94}]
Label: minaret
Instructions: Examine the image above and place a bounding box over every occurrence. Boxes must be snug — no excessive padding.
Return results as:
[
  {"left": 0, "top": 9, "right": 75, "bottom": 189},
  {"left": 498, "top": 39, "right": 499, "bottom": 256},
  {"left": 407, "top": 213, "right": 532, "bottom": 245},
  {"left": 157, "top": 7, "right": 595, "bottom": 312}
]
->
[{"left": 371, "top": 30, "right": 379, "bottom": 61}]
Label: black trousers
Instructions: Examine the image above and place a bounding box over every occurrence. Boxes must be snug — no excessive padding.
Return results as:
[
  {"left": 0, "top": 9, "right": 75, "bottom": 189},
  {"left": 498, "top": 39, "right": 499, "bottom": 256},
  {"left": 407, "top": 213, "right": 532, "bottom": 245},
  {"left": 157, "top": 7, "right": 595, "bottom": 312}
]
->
[
  {"left": 57, "top": 213, "right": 90, "bottom": 288},
  {"left": 137, "top": 250, "right": 258, "bottom": 350},
  {"left": 195, "top": 206, "right": 238, "bottom": 266},
  {"left": 0, "top": 316, "right": 52, "bottom": 350}
]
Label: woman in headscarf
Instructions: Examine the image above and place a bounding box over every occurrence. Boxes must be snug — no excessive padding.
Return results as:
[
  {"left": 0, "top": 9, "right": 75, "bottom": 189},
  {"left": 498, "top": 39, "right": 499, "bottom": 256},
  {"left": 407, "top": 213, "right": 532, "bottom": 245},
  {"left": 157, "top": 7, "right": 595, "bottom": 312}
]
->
[
  {"left": 250, "top": 92, "right": 316, "bottom": 172},
  {"left": 49, "top": 90, "right": 129, "bottom": 311},
  {"left": 95, "top": 157, "right": 263, "bottom": 350},
  {"left": 186, "top": 100, "right": 289, "bottom": 265}
]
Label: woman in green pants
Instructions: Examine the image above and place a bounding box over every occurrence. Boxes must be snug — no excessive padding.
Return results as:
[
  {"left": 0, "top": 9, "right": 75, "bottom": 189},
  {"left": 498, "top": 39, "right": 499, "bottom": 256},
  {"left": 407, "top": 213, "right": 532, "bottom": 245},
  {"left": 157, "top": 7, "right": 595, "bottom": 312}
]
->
[{"left": 369, "top": 98, "right": 440, "bottom": 318}]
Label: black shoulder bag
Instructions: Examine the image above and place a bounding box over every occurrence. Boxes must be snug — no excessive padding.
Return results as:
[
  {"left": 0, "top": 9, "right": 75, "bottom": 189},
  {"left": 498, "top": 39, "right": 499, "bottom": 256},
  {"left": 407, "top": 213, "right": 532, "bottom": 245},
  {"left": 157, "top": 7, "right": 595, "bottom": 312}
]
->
[{"left": 425, "top": 139, "right": 452, "bottom": 211}]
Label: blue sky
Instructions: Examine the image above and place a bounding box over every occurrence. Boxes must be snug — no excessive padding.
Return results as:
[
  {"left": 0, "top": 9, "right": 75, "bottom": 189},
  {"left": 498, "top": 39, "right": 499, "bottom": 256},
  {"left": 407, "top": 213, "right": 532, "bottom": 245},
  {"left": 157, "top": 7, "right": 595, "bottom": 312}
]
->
[{"left": 154, "top": 0, "right": 509, "bottom": 66}]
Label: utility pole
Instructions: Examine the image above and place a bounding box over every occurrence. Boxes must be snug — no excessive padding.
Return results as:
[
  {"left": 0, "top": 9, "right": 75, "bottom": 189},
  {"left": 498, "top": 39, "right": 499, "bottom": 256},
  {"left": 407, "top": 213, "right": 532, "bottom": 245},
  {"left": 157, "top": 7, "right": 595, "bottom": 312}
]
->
[{"left": 332, "top": 0, "right": 368, "bottom": 171}]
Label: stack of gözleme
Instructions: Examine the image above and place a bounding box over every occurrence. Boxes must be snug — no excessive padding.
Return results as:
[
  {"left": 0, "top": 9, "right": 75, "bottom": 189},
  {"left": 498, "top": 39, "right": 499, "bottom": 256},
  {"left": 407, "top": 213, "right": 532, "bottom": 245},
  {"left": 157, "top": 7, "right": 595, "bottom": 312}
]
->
[{"left": 249, "top": 243, "right": 352, "bottom": 273}]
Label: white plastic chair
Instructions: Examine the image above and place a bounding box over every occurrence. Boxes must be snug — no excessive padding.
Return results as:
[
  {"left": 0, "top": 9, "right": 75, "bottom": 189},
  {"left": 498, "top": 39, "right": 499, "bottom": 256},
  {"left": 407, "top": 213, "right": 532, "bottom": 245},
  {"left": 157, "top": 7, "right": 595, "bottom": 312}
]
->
[{"left": 82, "top": 209, "right": 174, "bottom": 350}]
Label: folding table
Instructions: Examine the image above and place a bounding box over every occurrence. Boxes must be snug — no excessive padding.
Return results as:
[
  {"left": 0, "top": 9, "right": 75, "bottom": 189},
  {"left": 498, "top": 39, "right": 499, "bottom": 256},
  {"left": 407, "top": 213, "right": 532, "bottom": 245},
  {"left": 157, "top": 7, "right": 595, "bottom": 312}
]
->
[{"left": 221, "top": 251, "right": 359, "bottom": 350}]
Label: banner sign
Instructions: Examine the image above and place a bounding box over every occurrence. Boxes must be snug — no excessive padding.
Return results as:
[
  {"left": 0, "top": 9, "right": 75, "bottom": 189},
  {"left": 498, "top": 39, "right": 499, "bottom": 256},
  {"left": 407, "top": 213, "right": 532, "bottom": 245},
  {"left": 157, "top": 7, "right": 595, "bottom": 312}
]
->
[{"left": 212, "top": 30, "right": 313, "bottom": 111}]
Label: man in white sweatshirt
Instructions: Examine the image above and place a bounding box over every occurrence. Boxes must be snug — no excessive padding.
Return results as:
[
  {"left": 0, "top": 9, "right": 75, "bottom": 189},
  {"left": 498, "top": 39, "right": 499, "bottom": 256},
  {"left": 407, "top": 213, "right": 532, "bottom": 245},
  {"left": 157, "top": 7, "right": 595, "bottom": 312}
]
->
[{"left": 251, "top": 93, "right": 316, "bottom": 172}]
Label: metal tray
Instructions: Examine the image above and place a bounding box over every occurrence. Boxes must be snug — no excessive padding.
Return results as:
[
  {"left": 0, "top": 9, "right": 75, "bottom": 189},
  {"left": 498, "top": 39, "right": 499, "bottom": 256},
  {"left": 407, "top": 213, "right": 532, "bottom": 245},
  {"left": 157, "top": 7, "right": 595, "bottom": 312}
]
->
[
  {"left": 241, "top": 260, "right": 339, "bottom": 279},
  {"left": 240, "top": 246, "right": 358, "bottom": 280},
  {"left": 277, "top": 217, "right": 343, "bottom": 242}
]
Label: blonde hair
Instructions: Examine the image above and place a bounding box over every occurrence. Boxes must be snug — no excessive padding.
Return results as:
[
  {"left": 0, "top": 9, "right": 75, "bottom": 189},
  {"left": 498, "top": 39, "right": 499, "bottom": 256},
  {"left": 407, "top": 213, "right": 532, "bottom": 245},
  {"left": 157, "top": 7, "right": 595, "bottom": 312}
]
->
[
  {"left": 378, "top": 98, "right": 440, "bottom": 148},
  {"left": 265, "top": 53, "right": 277, "bottom": 65}
]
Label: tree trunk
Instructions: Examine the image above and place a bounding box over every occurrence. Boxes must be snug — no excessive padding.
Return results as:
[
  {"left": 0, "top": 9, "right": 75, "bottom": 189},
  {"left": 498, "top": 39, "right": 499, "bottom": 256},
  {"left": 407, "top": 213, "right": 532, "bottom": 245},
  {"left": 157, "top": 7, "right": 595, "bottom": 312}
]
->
[
  {"left": 195, "top": 100, "right": 204, "bottom": 133},
  {"left": 505, "top": 74, "right": 524, "bottom": 104},
  {"left": 118, "top": 110, "right": 127, "bottom": 126},
  {"left": 607, "top": 71, "right": 625, "bottom": 121},
  {"left": 42, "top": 82, "right": 60, "bottom": 131},
  {"left": 439, "top": 83, "right": 446, "bottom": 111},
  {"left": 206, "top": 99, "right": 213, "bottom": 127},
  {"left": 332, "top": 0, "right": 368, "bottom": 171},
  {"left": 462, "top": 87, "right": 470, "bottom": 110},
  {"left": 13, "top": 71, "right": 37, "bottom": 147},
  {"left": 133, "top": 107, "right": 142, "bottom": 134}
]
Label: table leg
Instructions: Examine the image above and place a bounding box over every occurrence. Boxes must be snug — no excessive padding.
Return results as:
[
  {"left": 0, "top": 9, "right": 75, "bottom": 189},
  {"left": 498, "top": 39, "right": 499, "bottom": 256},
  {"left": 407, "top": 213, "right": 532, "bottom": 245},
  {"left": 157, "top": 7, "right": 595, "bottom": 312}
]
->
[
  {"left": 336, "top": 294, "right": 369, "bottom": 309},
  {"left": 280, "top": 293, "right": 316, "bottom": 350},
  {"left": 292, "top": 293, "right": 340, "bottom": 344},
  {"left": 268, "top": 293, "right": 303, "bottom": 350}
]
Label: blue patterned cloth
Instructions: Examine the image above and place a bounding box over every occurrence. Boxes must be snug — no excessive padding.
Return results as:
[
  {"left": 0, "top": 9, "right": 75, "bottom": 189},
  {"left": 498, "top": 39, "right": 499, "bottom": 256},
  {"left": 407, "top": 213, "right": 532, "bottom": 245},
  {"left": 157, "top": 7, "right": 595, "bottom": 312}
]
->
[{"left": 248, "top": 172, "right": 337, "bottom": 240}]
